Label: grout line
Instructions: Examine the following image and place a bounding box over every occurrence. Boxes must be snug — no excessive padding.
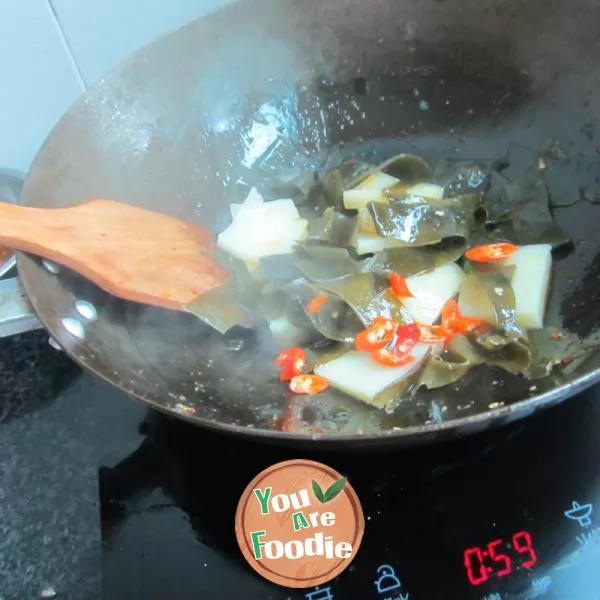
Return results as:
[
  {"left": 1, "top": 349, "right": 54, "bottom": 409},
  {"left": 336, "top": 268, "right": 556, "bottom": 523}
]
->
[{"left": 45, "top": 0, "right": 88, "bottom": 90}]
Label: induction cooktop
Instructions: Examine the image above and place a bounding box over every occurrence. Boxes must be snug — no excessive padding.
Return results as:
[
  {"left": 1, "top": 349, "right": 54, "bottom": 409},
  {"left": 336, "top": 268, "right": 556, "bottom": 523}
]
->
[{"left": 100, "top": 384, "right": 600, "bottom": 600}]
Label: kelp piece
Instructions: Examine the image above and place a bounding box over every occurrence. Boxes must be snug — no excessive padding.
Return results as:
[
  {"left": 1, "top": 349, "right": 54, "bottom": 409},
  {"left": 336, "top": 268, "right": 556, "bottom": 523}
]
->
[
  {"left": 466, "top": 264, "right": 526, "bottom": 338},
  {"left": 286, "top": 280, "right": 364, "bottom": 343},
  {"left": 432, "top": 159, "right": 493, "bottom": 196},
  {"left": 368, "top": 286, "right": 415, "bottom": 324},
  {"left": 320, "top": 170, "right": 346, "bottom": 212},
  {"left": 258, "top": 171, "right": 317, "bottom": 204},
  {"left": 385, "top": 187, "right": 481, "bottom": 215},
  {"left": 474, "top": 331, "right": 533, "bottom": 375},
  {"left": 368, "top": 201, "right": 474, "bottom": 245},
  {"left": 314, "top": 273, "right": 380, "bottom": 326},
  {"left": 211, "top": 249, "right": 255, "bottom": 287},
  {"left": 481, "top": 171, "right": 512, "bottom": 222},
  {"left": 422, "top": 322, "right": 580, "bottom": 386},
  {"left": 379, "top": 154, "right": 433, "bottom": 182},
  {"left": 295, "top": 242, "right": 363, "bottom": 281},
  {"left": 316, "top": 273, "right": 413, "bottom": 326},
  {"left": 482, "top": 168, "right": 570, "bottom": 249},
  {"left": 421, "top": 334, "right": 484, "bottom": 389},
  {"left": 348, "top": 154, "right": 433, "bottom": 190},
  {"left": 294, "top": 168, "right": 347, "bottom": 218},
  {"left": 238, "top": 280, "right": 288, "bottom": 321},
  {"left": 362, "top": 239, "right": 466, "bottom": 277},
  {"left": 259, "top": 254, "right": 303, "bottom": 281},
  {"left": 458, "top": 265, "right": 534, "bottom": 374},
  {"left": 186, "top": 282, "right": 255, "bottom": 334},
  {"left": 336, "top": 158, "right": 375, "bottom": 187},
  {"left": 305, "top": 207, "right": 359, "bottom": 247}
]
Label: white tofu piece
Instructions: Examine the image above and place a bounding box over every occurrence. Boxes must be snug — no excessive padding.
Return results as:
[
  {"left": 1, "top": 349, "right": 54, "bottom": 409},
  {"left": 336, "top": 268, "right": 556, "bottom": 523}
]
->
[
  {"left": 503, "top": 244, "right": 552, "bottom": 329},
  {"left": 229, "top": 186, "right": 264, "bottom": 218},
  {"left": 354, "top": 232, "right": 410, "bottom": 255},
  {"left": 264, "top": 199, "right": 300, "bottom": 220},
  {"left": 343, "top": 189, "right": 385, "bottom": 210},
  {"left": 217, "top": 197, "right": 308, "bottom": 264},
  {"left": 357, "top": 171, "right": 400, "bottom": 191},
  {"left": 400, "top": 263, "right": 464, "bottom": 325},
  {"left": 231, "top": 197, "right": 299, "bottom": 221},
  {"left": 406, "top": 182, "right": 445, "bottom": 201},
  {"left": 314, "top": 344, "right": 434, "bottom": 404}
]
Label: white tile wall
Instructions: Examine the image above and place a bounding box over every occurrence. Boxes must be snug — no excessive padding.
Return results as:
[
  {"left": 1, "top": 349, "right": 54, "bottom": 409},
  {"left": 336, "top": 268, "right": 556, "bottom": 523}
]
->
[
  {"left": 49, "top": 0, "right": 232, "bottom": 87},
  {"left": 0, "top": 0, "right": 83, "bottom": 173},
  {"left": 0, "top": 0, "right": 231, "bottom": 174}
]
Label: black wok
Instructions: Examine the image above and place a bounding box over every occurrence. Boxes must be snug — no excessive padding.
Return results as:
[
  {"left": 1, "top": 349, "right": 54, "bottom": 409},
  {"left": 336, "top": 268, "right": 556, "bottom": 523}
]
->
[{"left": 16, "top": 0, "right": 600, "bottom": 447}]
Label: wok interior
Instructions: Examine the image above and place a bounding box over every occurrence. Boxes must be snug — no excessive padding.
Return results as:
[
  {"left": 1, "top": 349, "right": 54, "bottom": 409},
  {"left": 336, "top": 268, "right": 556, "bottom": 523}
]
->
[{"left": 17, "top": 0, "right": 600, "bottom": 442}]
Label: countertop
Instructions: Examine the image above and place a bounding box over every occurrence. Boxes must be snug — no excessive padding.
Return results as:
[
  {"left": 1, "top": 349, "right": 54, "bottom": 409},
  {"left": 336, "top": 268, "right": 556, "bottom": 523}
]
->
[{"left": 0, "top": 330, "right": 146, "bottom": 600}]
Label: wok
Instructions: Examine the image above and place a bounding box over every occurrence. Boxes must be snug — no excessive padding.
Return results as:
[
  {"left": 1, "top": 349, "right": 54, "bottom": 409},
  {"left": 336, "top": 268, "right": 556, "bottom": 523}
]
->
[{"left": 17, "top": 0, "right": 600, "bottom": 447}]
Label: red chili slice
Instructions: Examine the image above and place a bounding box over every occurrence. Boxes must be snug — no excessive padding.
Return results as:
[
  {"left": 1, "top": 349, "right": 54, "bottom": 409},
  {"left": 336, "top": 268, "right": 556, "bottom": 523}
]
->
[
  {"left": 306, "top": 294, "right": 329, "bottom": 314},
  {"left": 371, "top": 323, "right": 419, "bottom": 367},
  {"left": 464, "top": 242, "right": 518, "bottom": 263},
  {"left": 289, "top": 374, "right": 329, "bottom": 394},
  {"left": 389, "top": 272, "right": 414, "bottom": 298},
  {"left": 441, "top": 299, "right": 460, "bottom": 327},
  {"left": 372, "top": 348, "right": 416, "bottom": 367},
  {"left": 440, "top": 299, "right": 491, "bottom": 337},
  {"left": 355, "top": 317, "right": 397, "bottom": 352},
  {"left": 418, "top": 324, "right": 449, "bottom": 344},
  {"left": 395, "top": 323, "right": 420, "bottom": 347},
  {"left": 274, "top": 347, "right": 306, "bottom": 381}
]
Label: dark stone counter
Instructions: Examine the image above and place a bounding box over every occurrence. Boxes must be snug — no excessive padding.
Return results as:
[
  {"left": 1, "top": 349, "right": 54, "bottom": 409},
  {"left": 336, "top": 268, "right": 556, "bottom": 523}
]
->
[{"left": 0, "top": 330, "right": 145, "bottom": 600}]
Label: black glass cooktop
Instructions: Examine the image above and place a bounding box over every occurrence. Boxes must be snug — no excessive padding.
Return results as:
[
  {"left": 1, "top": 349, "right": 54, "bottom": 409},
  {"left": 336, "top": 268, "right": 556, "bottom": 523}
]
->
[{"left": 100, "top": 385, "right": 600, "bottom": 600}]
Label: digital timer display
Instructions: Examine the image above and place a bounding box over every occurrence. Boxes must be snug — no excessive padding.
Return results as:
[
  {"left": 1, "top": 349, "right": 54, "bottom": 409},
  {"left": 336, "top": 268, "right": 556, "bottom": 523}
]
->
[{"left": 464, "top": 531, "right": 538, "bottom": 586}]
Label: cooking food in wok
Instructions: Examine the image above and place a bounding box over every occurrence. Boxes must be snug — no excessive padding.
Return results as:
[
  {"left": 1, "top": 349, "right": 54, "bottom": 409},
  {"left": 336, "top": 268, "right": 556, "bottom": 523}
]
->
[{"left": 191, "top": 151, "right": 583, "bottom": 413}]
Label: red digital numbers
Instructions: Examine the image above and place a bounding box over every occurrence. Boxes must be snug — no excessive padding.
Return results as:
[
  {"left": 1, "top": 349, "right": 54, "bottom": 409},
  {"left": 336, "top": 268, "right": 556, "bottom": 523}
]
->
[
  {"left": 463, "top": 531, "right": 538, "bottom": 586},
  {"left": 513, "top": 531, "right": 538, "bottom": 568},
  {"left": 464, "top": 547, "right": 488, "bottom": 585},
  {"left": 488, "top": 539, "right": 512, "bottom": 576}
]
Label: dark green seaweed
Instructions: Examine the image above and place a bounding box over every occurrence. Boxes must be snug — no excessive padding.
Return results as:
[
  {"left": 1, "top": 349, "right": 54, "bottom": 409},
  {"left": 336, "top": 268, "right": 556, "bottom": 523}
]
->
[
  {"left": 285, "top": 280, "right": 364, "bottom": 342},
  {"left": 432, "top": 159, "right": 493, "bottom": 196},
  {"left": 362, "top": 239, "right": 466, "bottom": 277},
  {"left": 368, "top": 201, "right": 474, "bottom": 245},
  {"left": 348, "top": 154, "right": 433, "bottom": 190},
  {"left": 296, "top": 242, "right": 363, "bottom": 281},
  {"left": 305, "top": 207, "right": 359, "bottom": 247},
  {"left": 481, "top": 168, "right": 570, "bottom": 249},
  {"left": 186, "top": 283, "right": 256, "bottom": 334},
  {"left": 316, "top": 273, "right": 413, "bottom": 326}
]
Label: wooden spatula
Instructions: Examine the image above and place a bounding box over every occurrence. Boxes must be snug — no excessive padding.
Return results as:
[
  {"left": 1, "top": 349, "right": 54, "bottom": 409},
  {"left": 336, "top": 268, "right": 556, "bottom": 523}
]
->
[{"left": 0, "top": 198, "right": 231, "bottom": 310}]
